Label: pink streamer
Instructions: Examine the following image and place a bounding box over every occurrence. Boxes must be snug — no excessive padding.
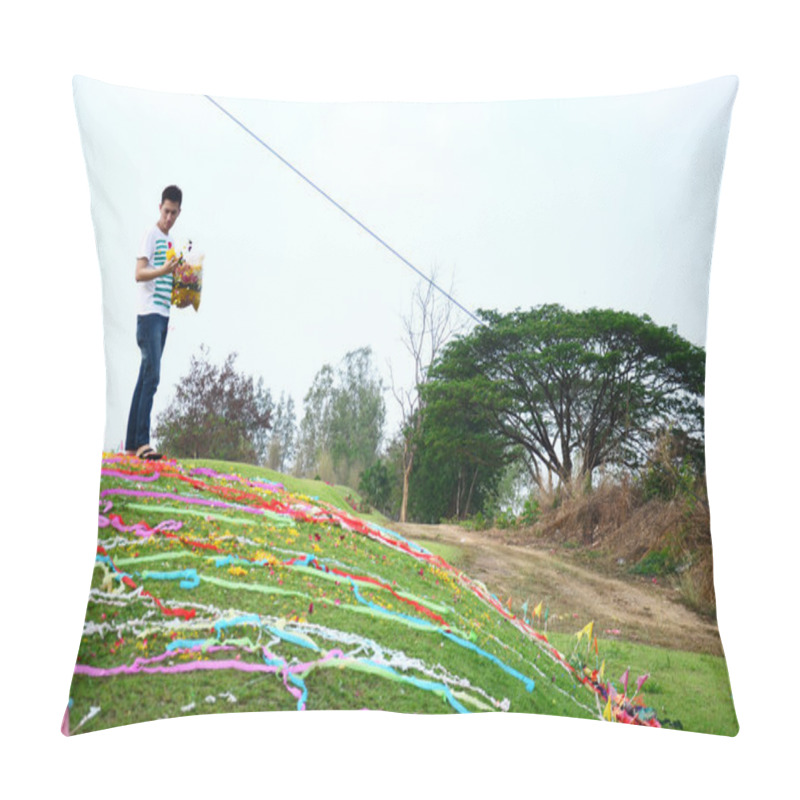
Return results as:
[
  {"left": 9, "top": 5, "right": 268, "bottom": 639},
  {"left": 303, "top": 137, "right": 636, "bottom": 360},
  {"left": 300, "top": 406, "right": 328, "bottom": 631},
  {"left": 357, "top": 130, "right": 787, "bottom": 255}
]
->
[
  {"left": 98, "top": 513, "right": 183, "bottom": 538},
  {"left": 74, "top": 645, "right": 347, "bottom": 679},
  {"left": 99, "top": 488, "right": 265, "bottom": 515},
  {"left": 101, "top": 469, "right": 161, "bottom": 482}
]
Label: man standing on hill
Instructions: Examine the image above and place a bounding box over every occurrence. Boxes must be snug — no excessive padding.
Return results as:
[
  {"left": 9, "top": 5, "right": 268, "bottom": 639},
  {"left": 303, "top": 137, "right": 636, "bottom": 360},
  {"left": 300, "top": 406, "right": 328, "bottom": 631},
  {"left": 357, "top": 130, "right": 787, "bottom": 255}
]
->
[{"left": 125, "top": 185, "right": 183, "bottom": 460}]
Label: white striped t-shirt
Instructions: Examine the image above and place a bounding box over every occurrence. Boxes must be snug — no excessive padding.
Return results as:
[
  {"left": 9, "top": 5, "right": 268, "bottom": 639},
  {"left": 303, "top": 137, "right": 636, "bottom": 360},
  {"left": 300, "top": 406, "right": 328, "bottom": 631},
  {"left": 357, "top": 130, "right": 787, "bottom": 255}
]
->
[{"left": 136, "top": 225, "right": 173, "bottom": 316}]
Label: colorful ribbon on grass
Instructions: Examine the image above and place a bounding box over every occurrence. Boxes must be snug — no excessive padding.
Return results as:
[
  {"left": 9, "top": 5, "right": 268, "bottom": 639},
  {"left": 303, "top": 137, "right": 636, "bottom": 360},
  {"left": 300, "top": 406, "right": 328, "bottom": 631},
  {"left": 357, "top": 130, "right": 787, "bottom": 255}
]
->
[{"left": 86, "top": 455, "right": 658, "bottom": 723}]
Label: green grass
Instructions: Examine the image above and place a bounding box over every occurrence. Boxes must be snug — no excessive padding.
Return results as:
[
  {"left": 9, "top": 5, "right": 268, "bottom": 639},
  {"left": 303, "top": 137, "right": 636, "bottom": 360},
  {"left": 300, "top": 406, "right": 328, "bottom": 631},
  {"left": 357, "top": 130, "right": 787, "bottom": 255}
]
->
[
  {"left": 66, "top": 454, "right": 737, "bottom": 736},
  {"left": 546, "top": 632, "right": 738, "bottom": 735},
  {"left": 414, "top": 540, "right": 469, "bottom": 569},
  {"left": 629, "top": 547, "right": 680, "bottom": 577},
  {"left": 188, "top": 458, "right": 392, "bottom": 525}
]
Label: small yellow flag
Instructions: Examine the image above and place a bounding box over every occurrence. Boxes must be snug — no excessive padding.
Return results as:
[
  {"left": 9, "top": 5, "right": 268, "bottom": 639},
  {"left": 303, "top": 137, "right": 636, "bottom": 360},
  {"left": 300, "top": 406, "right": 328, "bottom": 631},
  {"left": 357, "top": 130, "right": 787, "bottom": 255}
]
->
[
  {"left": 533, "top": 601, "right": 543, "bottom": 619},
  {"left": 576, "top": 620, "right": 594, "bottom": 643}
]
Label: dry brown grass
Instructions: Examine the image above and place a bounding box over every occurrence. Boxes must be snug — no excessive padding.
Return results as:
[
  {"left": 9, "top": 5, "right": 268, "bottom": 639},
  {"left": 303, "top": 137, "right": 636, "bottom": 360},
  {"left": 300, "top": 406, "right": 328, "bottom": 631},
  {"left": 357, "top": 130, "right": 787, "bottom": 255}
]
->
[{"left": 526, "top": 475, "right": 717, "bottom": 616}]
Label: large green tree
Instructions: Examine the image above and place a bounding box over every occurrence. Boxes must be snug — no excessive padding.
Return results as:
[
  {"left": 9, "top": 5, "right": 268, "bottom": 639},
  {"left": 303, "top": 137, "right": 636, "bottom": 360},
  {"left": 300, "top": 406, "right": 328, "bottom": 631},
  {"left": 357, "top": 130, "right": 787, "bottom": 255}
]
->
[
  {"left": 411, "top": 378, "right": 507, "bottom": 522},
  {"left": 426, "top": 305, "right": 705, "bottom": 492},
  {"left": 155, "top": 346, "right": 272, "bottom": 464}
]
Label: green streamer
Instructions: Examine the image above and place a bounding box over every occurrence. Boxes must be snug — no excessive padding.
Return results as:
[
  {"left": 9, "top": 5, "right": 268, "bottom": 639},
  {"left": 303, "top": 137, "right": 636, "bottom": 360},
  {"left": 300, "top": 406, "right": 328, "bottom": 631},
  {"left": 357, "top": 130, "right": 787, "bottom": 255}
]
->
[
  {"left": 199, "top": 574, "right": 310, "bottom": 600},
  {"left": 113, "top": 550, "right": 198, "bottom": 566},
  {"left": 125, "top": 502, "right": 292, "bottom": 527}
]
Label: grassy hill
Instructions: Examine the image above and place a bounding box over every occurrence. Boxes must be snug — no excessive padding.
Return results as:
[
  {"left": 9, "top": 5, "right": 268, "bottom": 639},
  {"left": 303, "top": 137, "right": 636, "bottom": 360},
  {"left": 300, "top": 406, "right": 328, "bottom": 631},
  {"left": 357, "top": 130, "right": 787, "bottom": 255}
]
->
[{"left": 65, "top": 454, "right": 730, "bottom": 734}]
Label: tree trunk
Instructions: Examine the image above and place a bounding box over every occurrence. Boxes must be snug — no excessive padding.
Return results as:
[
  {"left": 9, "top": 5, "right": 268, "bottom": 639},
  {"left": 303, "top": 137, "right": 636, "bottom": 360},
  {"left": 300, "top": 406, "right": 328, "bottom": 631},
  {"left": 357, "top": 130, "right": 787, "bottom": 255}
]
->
[
  {"left": 465, "top": 466, "right": 479, "bottom": 516},
  {"left": 400, "top": 464, "right": 411, "bottom": 522},
  {"left": 400, "top": 447, "right": 414, "bottom": 523}
]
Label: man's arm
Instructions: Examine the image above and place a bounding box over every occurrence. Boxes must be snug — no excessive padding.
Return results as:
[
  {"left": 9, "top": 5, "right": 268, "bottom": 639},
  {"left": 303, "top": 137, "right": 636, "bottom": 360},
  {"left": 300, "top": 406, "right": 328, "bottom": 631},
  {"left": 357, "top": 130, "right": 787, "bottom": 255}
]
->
[{"left": 135, "top": 256, "right": 179, "bottom": 282}]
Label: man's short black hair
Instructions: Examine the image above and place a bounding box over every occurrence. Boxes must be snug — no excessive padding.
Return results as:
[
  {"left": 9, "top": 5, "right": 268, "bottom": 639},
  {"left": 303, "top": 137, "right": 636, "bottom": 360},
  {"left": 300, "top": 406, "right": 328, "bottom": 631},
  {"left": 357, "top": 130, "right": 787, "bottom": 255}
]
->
[{"left": 162, "top": 185, "right": 183, "bottom": 206}]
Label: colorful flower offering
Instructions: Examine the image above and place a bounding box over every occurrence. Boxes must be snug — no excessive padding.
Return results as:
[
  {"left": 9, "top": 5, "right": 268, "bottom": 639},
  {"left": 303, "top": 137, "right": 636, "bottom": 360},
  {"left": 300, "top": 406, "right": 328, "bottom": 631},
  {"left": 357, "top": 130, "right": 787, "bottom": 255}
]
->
[{"left": 168, "top": 239, "right": 204, "bottom": 311}]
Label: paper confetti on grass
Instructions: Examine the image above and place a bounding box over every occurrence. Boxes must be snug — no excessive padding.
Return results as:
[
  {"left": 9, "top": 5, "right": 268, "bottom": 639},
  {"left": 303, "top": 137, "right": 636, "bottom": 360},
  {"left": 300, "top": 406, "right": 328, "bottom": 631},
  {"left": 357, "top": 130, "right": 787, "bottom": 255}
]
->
[{"left": 65, "top": 454, "right": 659, "bottom": 733}]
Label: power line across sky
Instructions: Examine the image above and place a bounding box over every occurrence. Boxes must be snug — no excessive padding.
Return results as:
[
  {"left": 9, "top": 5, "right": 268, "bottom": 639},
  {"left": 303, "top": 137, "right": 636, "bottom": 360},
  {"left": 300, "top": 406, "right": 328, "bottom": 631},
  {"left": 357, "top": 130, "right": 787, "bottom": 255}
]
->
[{"left": 204, "top": 94, "right": 484, "bottom": 328}]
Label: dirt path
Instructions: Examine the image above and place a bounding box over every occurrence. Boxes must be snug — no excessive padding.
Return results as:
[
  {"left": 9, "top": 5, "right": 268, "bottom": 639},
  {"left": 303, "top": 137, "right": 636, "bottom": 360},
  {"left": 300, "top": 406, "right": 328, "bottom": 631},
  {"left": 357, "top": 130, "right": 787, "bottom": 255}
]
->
[{"left": 392, "top": 521, "right": 724, "bottom": 656}]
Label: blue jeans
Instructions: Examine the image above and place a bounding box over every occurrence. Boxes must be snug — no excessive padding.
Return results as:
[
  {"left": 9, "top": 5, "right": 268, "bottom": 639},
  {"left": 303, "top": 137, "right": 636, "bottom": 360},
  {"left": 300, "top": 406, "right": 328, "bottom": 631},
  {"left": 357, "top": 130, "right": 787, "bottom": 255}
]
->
[{"left": 125, "top": 314, "right": 169, "bottom": 451}]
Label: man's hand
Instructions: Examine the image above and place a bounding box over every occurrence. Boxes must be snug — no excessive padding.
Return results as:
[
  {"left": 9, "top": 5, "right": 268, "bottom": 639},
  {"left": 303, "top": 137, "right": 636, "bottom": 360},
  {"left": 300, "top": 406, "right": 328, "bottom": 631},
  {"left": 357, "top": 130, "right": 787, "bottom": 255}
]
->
[
  {"left": 136, "top": 256, "right": 180, "bottom": 282},
  {"left": 164, "top": 255, "right": 181, "bottom": 274}
]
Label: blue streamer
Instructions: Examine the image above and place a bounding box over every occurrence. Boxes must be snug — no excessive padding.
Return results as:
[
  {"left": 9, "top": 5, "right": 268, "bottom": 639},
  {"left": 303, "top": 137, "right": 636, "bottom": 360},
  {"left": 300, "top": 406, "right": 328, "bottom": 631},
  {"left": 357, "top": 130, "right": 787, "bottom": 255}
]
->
[
  {"left": 166, "top": 638, "right": 215, "bottom": 652},
  {"left": 441, "top": 631, "right": 535, "bottom": 693},
  {"left": 287, "top": 673, "right": 309, "bottom": 710},
  {"left": 142, "top": 568, "right": 200, "bottom": 589},
  {"left": 95, "top": 553, "right": 131, "bottom": 583},
  {"left": 351, "top": 584, "right": 438, "bottom": 630},
  {"left": 212, "top": 615, "right": 264, "bottom": 642},
  {"left": 214, "top": 554, "right": 271, "bottom": 568},
  {"left": 368, "top": 523, "right": 431, "bottom": 555},
  {"left": 265, "top": 626, "right": 320, "bottom": 652},
  {"left": 259, "top": 651, "right": 308, "bottom": 710},
  {"left": 361, "top": 660, "right": 469, "bottom": 713},
  {"left": 213, "top": 615, "right": 319, "bottom": 651}
]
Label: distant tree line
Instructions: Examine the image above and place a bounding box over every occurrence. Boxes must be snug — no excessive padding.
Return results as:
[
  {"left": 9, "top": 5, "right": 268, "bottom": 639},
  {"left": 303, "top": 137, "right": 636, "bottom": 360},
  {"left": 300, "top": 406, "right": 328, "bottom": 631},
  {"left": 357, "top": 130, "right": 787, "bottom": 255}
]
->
[
  {"left": 295, "top": 347, "right": 385, "bottom": 488},
  {"left": 155, "top": 300, "right": 706, "bottom": 526},
  {"left": 155, "top": 345, "right": 386, "bottom": 489}
]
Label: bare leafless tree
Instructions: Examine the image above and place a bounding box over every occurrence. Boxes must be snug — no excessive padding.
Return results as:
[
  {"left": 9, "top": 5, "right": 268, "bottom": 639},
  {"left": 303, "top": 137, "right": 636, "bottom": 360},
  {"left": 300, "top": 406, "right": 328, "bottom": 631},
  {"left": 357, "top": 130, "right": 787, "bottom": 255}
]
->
[{"left": 390, "top": 272, "right": 464, "bottom": 522}]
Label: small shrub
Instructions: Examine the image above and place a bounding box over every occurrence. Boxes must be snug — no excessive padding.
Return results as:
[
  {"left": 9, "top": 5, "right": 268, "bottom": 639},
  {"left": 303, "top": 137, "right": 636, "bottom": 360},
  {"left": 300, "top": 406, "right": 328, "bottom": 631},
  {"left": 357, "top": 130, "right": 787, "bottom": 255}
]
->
[
  {"left": 630, "top": 548, "right": 679, "bottom": 577},
  {"left": 641, "top": 431, "right": 702, "bottom": 502},
  {"left": 519, "top": 498, "right": 540, "bottom": 526},
  {"left": 495, "top": 509, "right": 517, "bottom": 529},
  {"left": 463, "top": 511, "right": 490, "bottom": 531},
  {"left": 358, "top": 461, "right": 391, "bottom": 512}
]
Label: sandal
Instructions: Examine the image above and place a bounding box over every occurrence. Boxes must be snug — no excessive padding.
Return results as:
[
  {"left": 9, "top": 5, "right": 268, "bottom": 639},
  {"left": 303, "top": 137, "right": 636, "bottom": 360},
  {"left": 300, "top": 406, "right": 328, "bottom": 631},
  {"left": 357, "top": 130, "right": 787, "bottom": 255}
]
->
[{"left": 136, "top": 445, "right": 164, "bottom": 461}]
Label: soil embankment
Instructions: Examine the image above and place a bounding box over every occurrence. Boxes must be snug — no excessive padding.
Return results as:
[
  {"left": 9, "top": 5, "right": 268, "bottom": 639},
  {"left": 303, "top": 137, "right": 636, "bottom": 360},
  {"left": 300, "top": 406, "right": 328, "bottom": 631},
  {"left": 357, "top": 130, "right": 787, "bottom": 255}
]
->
[{"left": 392, "top": 521, "right": 724, "bottom": 656}]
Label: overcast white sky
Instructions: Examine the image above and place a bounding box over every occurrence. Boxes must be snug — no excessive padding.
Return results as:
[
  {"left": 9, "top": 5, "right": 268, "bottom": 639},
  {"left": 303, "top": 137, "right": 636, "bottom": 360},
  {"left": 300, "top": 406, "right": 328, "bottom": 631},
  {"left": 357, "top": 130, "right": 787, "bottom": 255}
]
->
[{"left": 74, "top": 75, "right": 735, "bottom": 450}]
